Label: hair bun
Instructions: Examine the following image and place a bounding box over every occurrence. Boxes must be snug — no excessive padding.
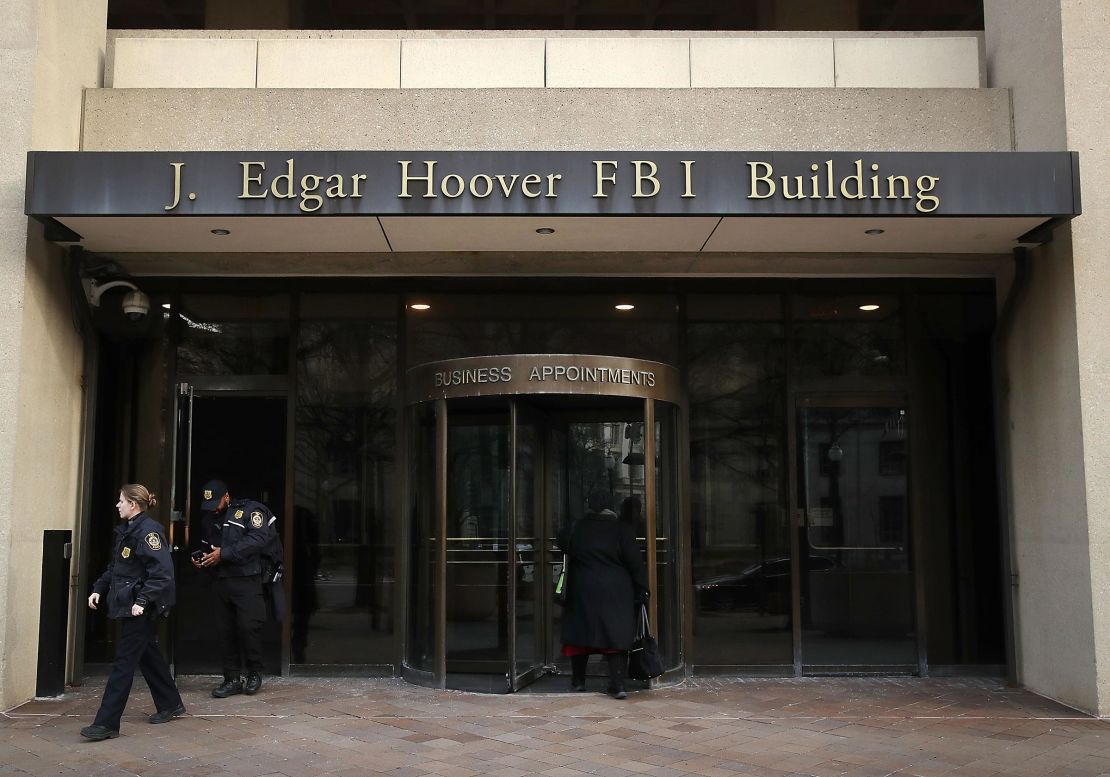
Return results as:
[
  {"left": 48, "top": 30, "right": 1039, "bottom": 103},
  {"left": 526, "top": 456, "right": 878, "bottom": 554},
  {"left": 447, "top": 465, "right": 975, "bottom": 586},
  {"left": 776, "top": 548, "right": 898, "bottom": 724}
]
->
[{"left": 147, "top": 494, "right": 159, "bottom": 509}]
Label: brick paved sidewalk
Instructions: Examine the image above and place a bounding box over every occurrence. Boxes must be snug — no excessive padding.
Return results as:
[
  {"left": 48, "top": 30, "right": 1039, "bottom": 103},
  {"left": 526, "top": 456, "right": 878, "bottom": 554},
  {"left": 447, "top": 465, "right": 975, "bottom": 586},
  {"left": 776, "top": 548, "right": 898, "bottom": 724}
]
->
[{"left": 3, "top": 676, "right": 1109, "bottom": 777}]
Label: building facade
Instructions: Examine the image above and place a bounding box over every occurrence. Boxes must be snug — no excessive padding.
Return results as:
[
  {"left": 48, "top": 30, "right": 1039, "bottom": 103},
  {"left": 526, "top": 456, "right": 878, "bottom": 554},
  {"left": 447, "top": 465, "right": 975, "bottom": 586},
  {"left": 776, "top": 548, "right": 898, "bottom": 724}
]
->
[{"left": 3, "top": 0, "right": 1109, "bottom": 714}]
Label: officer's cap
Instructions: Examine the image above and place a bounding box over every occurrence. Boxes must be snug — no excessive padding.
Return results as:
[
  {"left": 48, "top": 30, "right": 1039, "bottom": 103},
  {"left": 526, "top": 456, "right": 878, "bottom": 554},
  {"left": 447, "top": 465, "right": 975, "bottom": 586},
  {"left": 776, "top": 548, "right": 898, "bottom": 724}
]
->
[{"left": 199, "top": 479, "right": 229, "bottom": 511}]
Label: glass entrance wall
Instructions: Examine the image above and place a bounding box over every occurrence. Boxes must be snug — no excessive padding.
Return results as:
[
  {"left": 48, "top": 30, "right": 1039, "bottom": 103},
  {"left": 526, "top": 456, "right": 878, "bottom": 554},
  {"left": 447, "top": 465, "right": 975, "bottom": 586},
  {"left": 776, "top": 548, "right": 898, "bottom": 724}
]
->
[
  {"left": 687, "top": 296, "right": 790, "bottom": 668},
  {"left": 293, "top": 294, "right": 397, "bottom": 668},
  {"left": 84, "top": 280, "right": 1005, "bottom": 679}
]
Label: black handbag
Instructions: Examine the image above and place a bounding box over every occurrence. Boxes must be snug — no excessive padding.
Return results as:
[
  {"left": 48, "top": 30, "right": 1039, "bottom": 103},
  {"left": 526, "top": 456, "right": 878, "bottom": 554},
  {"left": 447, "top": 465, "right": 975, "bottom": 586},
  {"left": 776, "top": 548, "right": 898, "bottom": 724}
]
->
[{"left": 628, "top": 603, "right": 664, "bottom": 681}]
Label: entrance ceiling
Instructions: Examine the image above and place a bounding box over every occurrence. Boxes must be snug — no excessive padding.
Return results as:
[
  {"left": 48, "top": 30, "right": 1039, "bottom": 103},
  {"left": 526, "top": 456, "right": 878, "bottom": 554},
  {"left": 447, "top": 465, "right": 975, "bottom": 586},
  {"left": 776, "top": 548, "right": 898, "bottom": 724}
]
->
[{"left": 53, "top": 214, "right": 1049, "bottom": 255}]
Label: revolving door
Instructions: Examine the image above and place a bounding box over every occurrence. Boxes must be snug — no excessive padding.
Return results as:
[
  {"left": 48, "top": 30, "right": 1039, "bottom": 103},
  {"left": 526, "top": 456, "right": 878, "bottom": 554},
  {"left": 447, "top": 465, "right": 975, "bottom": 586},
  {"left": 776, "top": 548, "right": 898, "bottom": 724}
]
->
[{"left": 403, "top": 355, "right": 684, "bottom": 692}]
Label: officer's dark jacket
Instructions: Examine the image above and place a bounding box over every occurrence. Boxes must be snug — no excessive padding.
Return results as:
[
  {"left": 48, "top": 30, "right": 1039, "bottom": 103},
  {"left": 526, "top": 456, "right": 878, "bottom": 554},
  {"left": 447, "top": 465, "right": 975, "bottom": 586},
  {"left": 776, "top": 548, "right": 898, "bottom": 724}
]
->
[
  {"left": 217, "top": 498, "right": 277, "bottom": 578},
  {"left": 92, "top": 512, "right": 175, "bottom": 619}
]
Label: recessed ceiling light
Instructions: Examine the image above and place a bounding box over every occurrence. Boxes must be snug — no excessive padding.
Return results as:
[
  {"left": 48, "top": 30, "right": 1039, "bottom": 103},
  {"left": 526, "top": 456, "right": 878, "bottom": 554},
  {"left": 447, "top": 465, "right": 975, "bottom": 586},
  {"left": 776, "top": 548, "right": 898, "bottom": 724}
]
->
[
  {"left": 615, "top": 304, "right": 635, "bottom": 311},
  {"left": 535, "top": 227, "right": 555, "bottom": 235},
  {"left": 161, "top": 303, "right": 172, "bottom": 310},
  {"left": 859, "top": 304, "right": 881, "bottom": 312},
  {"left": 864, "top": 228, "right": 885, "bottom": 236},
  {"left": 210, "top": 228, "right": 231, "bottom": 236},
  {"left": 409, "top": 303, "right": 431, "bottom": 311}
]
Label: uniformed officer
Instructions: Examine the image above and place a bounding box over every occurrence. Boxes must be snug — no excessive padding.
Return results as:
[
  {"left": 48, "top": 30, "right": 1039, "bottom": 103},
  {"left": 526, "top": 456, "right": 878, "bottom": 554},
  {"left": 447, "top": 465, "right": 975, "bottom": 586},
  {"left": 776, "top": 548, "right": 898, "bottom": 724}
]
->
[
  {"left": 80, "top": 484, "right": 184, "bottom": 741},
  {"left": 194, "top": 479, "right": 276, "bottom": 697}
]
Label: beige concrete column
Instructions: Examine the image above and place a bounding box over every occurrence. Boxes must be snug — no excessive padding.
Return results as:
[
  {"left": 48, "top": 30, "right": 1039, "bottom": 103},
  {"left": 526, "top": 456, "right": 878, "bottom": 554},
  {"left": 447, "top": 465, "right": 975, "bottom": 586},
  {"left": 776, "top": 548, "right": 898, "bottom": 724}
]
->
[
  {"left": 985, "top": 0, "right": 1110, "bottom": 715},
  {"left": 0, "top": 0, "right": 105, "bottom": 709},
  {"left": 0, "top": 0, "right": 39, "bottom": 710},
  {"left": 1059, "top": 0, "right": 1110, "bottom": 716}
]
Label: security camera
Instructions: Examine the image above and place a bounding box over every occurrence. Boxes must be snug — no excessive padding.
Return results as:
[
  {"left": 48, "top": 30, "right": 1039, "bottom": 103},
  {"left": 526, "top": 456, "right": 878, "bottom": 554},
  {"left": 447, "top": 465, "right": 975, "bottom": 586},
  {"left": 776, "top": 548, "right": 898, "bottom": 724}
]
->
[
  {"left": 121, "top": 289, "right": 150, "bottom": 321},
  {"left": 83, "top": 279, "right": 151, "bottom": 323}
]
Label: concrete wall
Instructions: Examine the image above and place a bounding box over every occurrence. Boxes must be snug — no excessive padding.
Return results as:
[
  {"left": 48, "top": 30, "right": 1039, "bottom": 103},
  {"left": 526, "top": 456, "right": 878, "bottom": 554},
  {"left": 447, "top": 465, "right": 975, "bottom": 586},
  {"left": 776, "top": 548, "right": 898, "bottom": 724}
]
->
[
  {"left": 986, "top": 0, "right": 1110, "bottom": 715},
  {"left": 0, "top": 0, "right": 104, "bottom": 709},
  {"left": 81, "top": 87, "right": 1010, "bottom": 152}
]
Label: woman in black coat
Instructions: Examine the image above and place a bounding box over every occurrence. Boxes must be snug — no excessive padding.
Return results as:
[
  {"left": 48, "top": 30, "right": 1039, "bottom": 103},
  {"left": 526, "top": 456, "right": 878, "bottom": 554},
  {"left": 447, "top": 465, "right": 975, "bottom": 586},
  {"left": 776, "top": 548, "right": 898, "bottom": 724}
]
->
[
  {"left": 560, "top": 489, "right": 649, "bottom": 698},
  {"left": 81, "top": 484, "right": 184, "bottom": 740}
]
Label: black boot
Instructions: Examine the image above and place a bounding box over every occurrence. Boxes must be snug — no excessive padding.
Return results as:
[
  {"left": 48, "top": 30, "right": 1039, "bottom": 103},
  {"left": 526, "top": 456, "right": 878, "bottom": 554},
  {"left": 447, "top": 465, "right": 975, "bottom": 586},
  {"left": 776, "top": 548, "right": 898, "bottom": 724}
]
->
[
  {"left": 212, "top": 676, "right": 243, "bottom": 698},
  {"left": 244, "top": 672, "right": 263, "bottom": 695},
  {"left": 570, "top": 655, "right": 588, "bottom": 692},
  {"left": 606, "top": 653, "right": 627, "bottom": 699}
]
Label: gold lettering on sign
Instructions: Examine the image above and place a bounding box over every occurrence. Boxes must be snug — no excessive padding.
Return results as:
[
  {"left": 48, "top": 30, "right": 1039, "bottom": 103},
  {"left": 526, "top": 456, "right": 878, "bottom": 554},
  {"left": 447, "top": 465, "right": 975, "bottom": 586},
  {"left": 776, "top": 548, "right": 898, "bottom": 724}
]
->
[
  {"left": 240, "top": 162, "right": 267, "bottom": 199},
  {"left": 164, "top": 162, "right": 186, "bottom": 211},
  {"left": 272, "top": 159, "right": 296, "bottom": 199},
  {"left": 748, "top": 159, "right": 941, "bottom": 213},
  {"left": 521, "top": 174, "right": 542, "bottom": 198},
  {"left": 593, "top": 161, "right": 618, "bottom": 198},
  {"left": 631, "top": 161, "right": 660, "bottom": 198},
  {"left": 398, "top": 160, "right": 437, "bottom": 199},
  {"left": 681, "top": 160, "right": 696, "bottom": 198},
  {"left": 748, "top": 162, "right": 775, "bottom": 199}
]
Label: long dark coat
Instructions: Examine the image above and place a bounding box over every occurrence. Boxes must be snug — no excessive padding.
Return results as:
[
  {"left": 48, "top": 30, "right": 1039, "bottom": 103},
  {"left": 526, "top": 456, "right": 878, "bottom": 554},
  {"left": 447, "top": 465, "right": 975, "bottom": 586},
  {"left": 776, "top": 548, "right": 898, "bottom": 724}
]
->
[{"left": 559, "top": 511, "right": 648, "bottom": 650}]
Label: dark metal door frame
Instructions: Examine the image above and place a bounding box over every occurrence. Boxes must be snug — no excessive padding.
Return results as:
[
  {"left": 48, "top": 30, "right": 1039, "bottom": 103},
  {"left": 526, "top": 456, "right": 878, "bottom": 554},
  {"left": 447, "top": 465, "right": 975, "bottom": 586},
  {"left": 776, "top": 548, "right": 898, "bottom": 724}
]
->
[{"left": 169, "top": 379, "right": 293, "bottom": 676}]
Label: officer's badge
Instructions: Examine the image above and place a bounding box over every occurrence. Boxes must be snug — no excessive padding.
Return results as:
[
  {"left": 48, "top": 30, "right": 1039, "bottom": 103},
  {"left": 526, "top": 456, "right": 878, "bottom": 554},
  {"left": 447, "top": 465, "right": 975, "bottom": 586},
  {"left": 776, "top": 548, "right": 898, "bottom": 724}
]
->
[
  {"left": 145, "top": 532, "right": 162, "bottom": 551},
  {"left": 121, "top": 547, "right": 131, "bottom": 559},
  {"left": 203, "top": 489, "right": 213, "bottom": 500},
  {"left": 251, "top": 511, "right": 264, "bottom": 528},
  {"left": 234, "top": 509, "right": 244, "bottom": 520}
]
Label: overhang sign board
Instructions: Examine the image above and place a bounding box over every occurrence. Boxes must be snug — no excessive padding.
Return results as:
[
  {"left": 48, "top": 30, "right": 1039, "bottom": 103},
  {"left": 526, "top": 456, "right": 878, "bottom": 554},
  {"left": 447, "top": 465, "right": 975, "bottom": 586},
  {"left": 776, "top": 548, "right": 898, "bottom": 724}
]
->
[
  {"left": 25, "top": 151, "right": 1081, "bottom": 219},
  {"left": 406, "top": 355, "right": 682, "bottom": 404}
]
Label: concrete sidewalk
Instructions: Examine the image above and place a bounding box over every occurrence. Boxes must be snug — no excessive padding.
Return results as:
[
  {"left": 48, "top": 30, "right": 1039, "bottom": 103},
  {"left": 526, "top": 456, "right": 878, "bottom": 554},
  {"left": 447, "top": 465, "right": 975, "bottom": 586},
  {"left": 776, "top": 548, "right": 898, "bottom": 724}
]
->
[{"left": 2, "top": 676, "right": 1109, "bottom": 777}]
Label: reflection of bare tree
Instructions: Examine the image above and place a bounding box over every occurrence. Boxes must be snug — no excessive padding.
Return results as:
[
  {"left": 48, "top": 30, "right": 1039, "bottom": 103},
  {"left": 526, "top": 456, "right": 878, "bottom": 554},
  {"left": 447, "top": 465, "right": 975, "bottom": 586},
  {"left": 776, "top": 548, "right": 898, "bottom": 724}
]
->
[
  {"left": 294, "top": 321, "right": 397, "bottom": 643},
  {"left": 687, "top": 323, "right": 785, "bottom": 570},
  {"left": 177, "top": 319, "right": 290, "bottom": 375}
]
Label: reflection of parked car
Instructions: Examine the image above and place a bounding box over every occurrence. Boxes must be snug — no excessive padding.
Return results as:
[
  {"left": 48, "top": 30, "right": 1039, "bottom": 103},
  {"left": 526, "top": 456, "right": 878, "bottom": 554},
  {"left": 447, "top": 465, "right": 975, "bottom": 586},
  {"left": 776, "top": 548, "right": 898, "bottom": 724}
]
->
[{"left": 695, "top": 556, "right": 837, "bottom": 613}]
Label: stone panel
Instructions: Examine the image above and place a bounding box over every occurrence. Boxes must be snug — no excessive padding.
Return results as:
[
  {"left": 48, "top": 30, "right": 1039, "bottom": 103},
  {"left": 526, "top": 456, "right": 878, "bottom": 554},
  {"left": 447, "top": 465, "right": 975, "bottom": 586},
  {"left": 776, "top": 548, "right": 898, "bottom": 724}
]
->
[
  {"left": 691, "top": 38, "right": 834, "bottom": 88},
  {"left": 546, "top": 38, "right": 689, "bottom": 88},
  {"left": 835, "top": 37, "right": 981, "bottom": 88},
  {"left": 113, "top": 37, "right": 257, "bottom": 88},
  {"left": 400, "top": 38, "right": 543, "bottom": 88},
  {"left": 257, "top": 39, "right": 400, "bottom": 88}
]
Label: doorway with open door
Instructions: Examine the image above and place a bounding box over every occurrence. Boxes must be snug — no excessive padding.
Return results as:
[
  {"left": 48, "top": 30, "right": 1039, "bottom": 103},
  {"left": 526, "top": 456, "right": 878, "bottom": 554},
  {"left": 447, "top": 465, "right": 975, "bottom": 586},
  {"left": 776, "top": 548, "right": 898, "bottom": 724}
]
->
[
  {"left": 169, "top": 387, "right": 288, "bottom": 675},
  {"left": 403, "top": 355, "right": 684, "bottom": 693}
]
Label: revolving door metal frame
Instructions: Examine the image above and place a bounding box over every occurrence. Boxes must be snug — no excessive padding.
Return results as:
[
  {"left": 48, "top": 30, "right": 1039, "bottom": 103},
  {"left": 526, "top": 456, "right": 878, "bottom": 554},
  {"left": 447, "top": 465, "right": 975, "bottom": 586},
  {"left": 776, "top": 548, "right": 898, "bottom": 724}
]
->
[{"left": 400, "top": 354, "right": 684, "bottom": 691}]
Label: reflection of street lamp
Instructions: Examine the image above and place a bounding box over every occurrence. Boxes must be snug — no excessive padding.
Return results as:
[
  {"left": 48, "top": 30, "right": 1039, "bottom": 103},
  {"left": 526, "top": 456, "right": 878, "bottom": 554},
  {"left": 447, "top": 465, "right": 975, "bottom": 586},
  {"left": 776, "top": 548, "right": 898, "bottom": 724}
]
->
[
  {"left": 605, "top": 447, "right": 616, "bottom": 495},
  {"left": 623, "top": 423, "right": 645, "bottom": 497}
]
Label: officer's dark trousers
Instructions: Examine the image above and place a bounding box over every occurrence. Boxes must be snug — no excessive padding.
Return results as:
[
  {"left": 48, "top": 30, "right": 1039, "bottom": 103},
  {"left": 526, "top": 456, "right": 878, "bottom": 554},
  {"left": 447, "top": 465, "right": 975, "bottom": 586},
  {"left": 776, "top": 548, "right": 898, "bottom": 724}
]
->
[
  {"left": 93, "top": 615, "right": 182, "bottom": 731},
  {"left": 216, "top": 574, "right": 266, "bottom": 677}
]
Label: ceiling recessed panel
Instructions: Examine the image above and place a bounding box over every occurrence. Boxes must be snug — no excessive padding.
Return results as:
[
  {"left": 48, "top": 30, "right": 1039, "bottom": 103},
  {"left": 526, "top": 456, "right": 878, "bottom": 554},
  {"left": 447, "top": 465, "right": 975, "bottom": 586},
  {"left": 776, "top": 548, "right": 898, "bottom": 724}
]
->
[
  {"left": 379, "top": 216, "right": 718, "bottom": 252},
  {"left": 704, "top": 216, "right": 1047, "bottom": 254},
  {"left": 57, "top": 216, "right": 390, "bottom": 253}
]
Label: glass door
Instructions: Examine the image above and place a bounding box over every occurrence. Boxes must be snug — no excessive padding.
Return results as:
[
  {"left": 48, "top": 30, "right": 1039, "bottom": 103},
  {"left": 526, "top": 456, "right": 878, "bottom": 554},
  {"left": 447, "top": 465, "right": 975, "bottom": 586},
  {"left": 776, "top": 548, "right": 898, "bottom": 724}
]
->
[
  {"left": 444, "top": 402, "right": 510, "bottom": 683},
  {"left": 509, "top": 401, "right": 546, "bottom": 690},
  {"left": 796, "top": 397, "right": 916, "bottom": 670}
]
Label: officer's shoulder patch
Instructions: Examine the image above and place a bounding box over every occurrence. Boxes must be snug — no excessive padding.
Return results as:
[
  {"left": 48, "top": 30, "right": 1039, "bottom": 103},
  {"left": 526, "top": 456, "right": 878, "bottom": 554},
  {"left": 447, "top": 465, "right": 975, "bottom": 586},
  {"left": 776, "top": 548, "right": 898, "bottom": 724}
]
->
[
  {"left": 145, "top": 532, "right": 162, "bottom": 551},
  {"left": 234, "top": 509, "right": 244, "bottom": 520},
  {"left": 250, "top": 511, "right": 264, "bottom": 528}
]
